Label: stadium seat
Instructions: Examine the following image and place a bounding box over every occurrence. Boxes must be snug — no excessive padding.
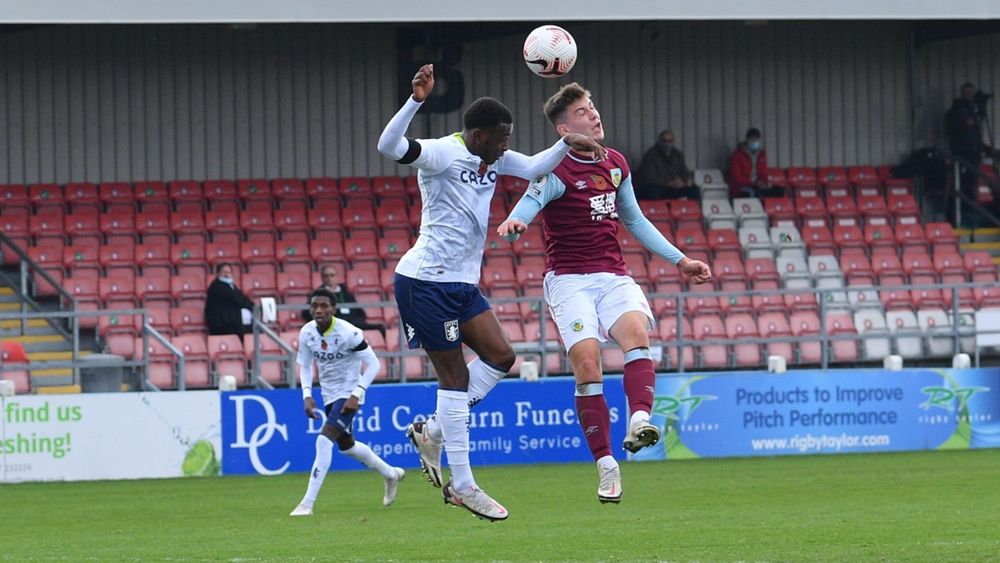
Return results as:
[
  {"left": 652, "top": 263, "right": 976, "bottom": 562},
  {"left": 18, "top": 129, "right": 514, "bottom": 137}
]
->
[
  {"left": 815, "top": 275, "right": 850, "bottom": 310},
  {"left": 885, "top": 309, "right": 922, "bottom": 359},
  {"left": 693, "top": 314, "right": 727, "bottom": 368},
  {"left": 656, "top": 316, "right": 694, "bottom": 369},
  {"left": 751, "top": 279, "right": 786, "bottom": 312},
  {"left": 718, "top": 280, "right": 753, "bottom": 314},
  {"left": 732, "top": 198, "right": 768, "bottom": 230},
  {"left": 28, "top": 183, "right": 64, "bottom": 211},
  {"left": 134, "top": 336, "right": 177, "bottom": 389},
  {"left": 918, "top": 309, "right": 954, "bottom": 358},
  {"left": 693, "top": 168, "right": 729, "bottom": 201},
  {"left": 856, "top": 195, "right": 890, "bottom": 226},
  {"left": 848, "top": 165, "right": 880, "bottom": 189},
  {"left": 775, "top": 256, "right": 812, "bottom": 289},
  {"left": 895, "top": 223, "right": 928, "bottom": 254},
  {"left": 513, "top": 230, "right": 546, "bottom": 257},
  {"left": 871, "top": 249, "right": 905, "bottom": 280},
  {"left": 304, "top": 177, "right": 338, "bottom": 200},
  {"left": 165, "top": 180, "right": 202, "bottom": 204},
  {"left": 840, "top": 252, "right": 876, "bottom": 285},
  {"left": 826, "top": 196, "right": 860, "bottom": 226},
  {"left": 794, "top": 197, "right": 828, "bottom": 224},
  {"left": 670, "top": 200, "right": 703, "bottom": 230},
  {"left": 832, "top": 224, "right": 866, "bottom": 255},
  {"left": 887, "top": 194, "right": 921, "bottom": 224},
  {"left": 744, "top": 257, "right": 780, "bottom": 284},
  {"left": 638, "top": 200, "right": 672, "bottom": 225},
  {"left": 763, "top": 197, "right": 796, "bottom": 226},
  {"left": 925, "top": 222, "right": 960, "bottom": 254},
  {"left": 702, "top": 200, "right": 736, "bottom": 231},
  {"left": 0, "top": 183, "right": 30, "bottom": 210},
  {"left": 902, "top": 250, "right": 936, "bottom": 279},
  {"left": 801, "top": 225, "right": 836, "bottom": 256},
  {"left": 684, "top": 283, "right": 721, "bottom": 316},
  {"left": 826, "top": 312, "right": 859, "bottom": 362},
  {"left": 243, "top": 333, "right": 290, "bottom": 386},
  {"left": 846, "top": 280, "right": 880, "bottom": 310},
  {"left": 171, "top": 334, "right": 212, "bottom": 388},
  {"left": 237, "top": 179, "right": 272, "bottom": 203},
  {"left": 204, "top": 242, "right": 240, "bottom": 271},
  {"left": 786, "top": 167, "right": 820, "bottom": 198},
  {"left": 789, "top": 311, "right": 821, "bottom": 363},
  {"left": 853, "top": 309, "right": 891, "bottom": 361},
  {"left": 713, "top": 256, "right": 746, "bottom": 283},
  {"left": 769, "top": 224, "right": 806, "bottom": 260},
  {"left": 618, "top": 231, "right": 649, "bottom": 262},
  {"left": 208, "top": 335, "right": 247, "bottom": 385},
  {"left": 817, "top": 166, "right": 848, "bottom": 189},
  {"left": 757, "top": 312, "right": 793, "bottom": 361},
  {"left": 277, "top": 270, "right": 312, "bottom": 302},
  {"left": 339, "top": 176, "right": 373, "bottom": 200},
  {"left": 202, "top": 180, "right": 237, "bottom": 204},
  {"left": 99, "top": 270, "right": 138, "bottom": 307},
  {"left": 64, "top": 181, "right": 99, "bottom": 211},
  {"left": 963, "top": 251, "right": 995, "bottom": 276},
  {"left": 726, "top": 313, "right": 761, "bottom": 367},
  {"left": 63, "top": 244, "right": 101, "bottom": 279},
  {"left": 738, "top": 226, "right": 773, "bottom": 259},
  {"left": 707, "top": 229, "right": 742, "bottom": 259}
]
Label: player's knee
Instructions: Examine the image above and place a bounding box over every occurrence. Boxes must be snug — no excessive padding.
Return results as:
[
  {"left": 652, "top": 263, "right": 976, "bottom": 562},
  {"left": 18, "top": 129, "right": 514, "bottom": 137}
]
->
[
  {"left": 576, "top": 357, "right": 602, "bottom": 380},
  {"left": 489, "top": 348, "right": 516, "bottom": 372},
  {"left": 336, "top": 433, "right": 355, "bottom": 451}
]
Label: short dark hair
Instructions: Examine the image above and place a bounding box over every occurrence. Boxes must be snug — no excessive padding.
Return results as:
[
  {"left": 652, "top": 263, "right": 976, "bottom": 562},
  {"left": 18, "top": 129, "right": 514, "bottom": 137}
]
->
[
  {"left": 463, "top": 97, "right": 513, "bottom": 131},
  {"left": 543, "top": 82, "right": 591, "bottom": 126},
  {"left": 308, "top": 288, "right": 337, "bottom": 306},
  {"left": 745, "top": 127, "right": 762, "bottom": 140},
  {"left": 215, "top": 262, "right": 232, "bottom": 274}
]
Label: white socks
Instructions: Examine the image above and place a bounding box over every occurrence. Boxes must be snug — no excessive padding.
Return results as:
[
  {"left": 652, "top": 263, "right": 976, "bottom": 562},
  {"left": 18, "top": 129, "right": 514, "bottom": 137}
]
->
[
  {"left": 438, "top": 389, "right": 475, "bottom": 491},
  {"left": 629, "top": 409, "right": 651, "bottom": 428},
  {"left": 597, "top": 454, "right": 618, "bottom": 471},
  {"left": 342, "top": 441, "right": 396, "bottom": 478},
  {"left": 302, "top": 434, "right": 334, "bottom": 506},
  {"left": 425, "top": 358, "right": 506, "bottom": 443}
]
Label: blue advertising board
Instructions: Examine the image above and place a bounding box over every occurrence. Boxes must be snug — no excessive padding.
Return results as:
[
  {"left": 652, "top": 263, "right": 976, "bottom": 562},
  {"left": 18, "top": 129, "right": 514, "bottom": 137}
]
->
[
  {"left": 221, "top": 368, "right": 1000, "bottom": 475},
  {"left": 221, "top": 378, "right": 628, "bottom": 476},
  {"left": 634, "top": 368, "right": 1000, "bottom": 461}
]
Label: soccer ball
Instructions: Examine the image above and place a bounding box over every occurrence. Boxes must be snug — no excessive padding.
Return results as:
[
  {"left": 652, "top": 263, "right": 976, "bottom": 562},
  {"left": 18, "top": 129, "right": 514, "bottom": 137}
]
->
[{"left": 523, "top": 25, "right": 577, "bottom": 78}]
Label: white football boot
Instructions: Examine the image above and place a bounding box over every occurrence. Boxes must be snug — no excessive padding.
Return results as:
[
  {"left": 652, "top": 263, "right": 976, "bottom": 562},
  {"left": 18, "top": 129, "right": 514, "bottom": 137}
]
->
[
  {"left": 405, "top": 421, "right": 443, "bottom": 488},
  {"left": 383, "top": 467, "right": 406, "bottom": 506},
  {"left": 597, "top": 464, "right": 623, "bottom": 504},
  {"left": 622, "top": 411, "right": 661, "bottom": 453},
  {"left": 289, "top": 503, "right": 313, "bottom": 516},
  {"left": 442, "top": 480, "right": 509, "bottom": 522}
]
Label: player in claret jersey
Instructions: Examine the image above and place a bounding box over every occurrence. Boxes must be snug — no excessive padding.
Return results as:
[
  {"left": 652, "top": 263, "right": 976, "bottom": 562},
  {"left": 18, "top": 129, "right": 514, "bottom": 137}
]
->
[
  {"left": 377, "top": 65, "right": 605, "bottom": 521},
  {"left": 498, "top": 83, "right": 712, "bottom": 504}
]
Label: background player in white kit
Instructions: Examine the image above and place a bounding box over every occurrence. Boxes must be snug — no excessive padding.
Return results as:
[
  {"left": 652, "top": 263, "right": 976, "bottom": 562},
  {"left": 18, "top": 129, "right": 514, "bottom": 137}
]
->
[
  {"left": 497, "top": 83, "right": 712, "bottom": 503},
  {"left": 377, "top": 64, "right": 605, "bottom": 521},
  {"left": 290, "top": 288, "right": 405, "bottom": 516}
]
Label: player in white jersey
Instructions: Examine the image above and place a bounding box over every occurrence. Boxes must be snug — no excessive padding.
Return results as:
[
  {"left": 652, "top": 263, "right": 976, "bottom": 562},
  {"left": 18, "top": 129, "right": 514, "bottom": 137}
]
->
[
  {"left": 289, "top": 289, "right": 405, "bottom": 517},
  {"left": 377, "top": 64, "right": 605, "bottom": 521}
]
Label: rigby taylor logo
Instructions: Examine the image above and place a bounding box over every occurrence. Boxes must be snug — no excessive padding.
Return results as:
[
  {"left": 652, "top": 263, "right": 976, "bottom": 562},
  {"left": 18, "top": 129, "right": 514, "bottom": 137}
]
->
[{"left": 920, "top": 386, "right": 990, "bottom": 412}]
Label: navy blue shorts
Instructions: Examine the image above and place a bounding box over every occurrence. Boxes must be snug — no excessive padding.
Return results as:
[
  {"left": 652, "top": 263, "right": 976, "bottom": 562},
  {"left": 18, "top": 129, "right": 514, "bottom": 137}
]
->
[
  {"left": 393, "top": 273, "right": 492, "bottom": 351},
  {"left": 323, "top": 398, "right": 356, "bottom": 434}
]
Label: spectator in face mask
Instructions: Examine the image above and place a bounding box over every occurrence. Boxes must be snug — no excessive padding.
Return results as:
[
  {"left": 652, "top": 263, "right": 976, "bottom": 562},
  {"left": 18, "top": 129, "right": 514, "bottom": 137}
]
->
[
  {"left": 205, "top": 262, "right": 255, "bottom": 336},
  {"left": 726, "top": 127, "right": 784, "bottom": 199},
  {"left": 635, "top": 129, "right": 699, "bottom": 200}
]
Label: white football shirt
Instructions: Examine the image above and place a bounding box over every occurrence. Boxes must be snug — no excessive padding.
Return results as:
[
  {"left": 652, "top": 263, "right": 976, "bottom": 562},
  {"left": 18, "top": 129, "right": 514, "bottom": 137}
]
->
[
  {"left": 391, "top": 128, "right": 570, "bottom": 284},
  {"left": 297, "top": 317, "right": 367, "bottom": 406}
]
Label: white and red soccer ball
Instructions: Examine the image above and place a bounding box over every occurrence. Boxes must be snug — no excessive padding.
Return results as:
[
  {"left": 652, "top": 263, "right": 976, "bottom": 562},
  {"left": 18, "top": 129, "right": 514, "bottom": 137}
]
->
[{"left": 523, "top": 25, "right": 577, "bottom": 78}]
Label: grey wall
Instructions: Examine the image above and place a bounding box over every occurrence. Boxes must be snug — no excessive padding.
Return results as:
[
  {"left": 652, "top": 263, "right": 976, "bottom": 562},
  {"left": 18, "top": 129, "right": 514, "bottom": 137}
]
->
[{"left": 0, "top": 22, "right": 990, "bottom": 185}]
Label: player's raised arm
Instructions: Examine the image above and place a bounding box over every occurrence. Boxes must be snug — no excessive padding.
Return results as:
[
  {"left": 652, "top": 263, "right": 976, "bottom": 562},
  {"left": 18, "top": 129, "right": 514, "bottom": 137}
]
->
[
  {"left": 616, "top": 176, "right": 712, "bottom": 284},
  {"left": 496, "top": 174, "right": 566, "bottom": 240},
  {"left": 376, "top": 64, "right": 453, "bottom": 175},
  {"left": 499, "top": 133, "right": 606, "bottom": 181}
]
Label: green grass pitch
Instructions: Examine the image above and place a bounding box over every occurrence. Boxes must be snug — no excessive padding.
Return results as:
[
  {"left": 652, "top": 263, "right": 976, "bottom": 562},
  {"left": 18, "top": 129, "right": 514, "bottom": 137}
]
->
[{"left": 4, "top": 449, "right": 999, "bottom": 561}]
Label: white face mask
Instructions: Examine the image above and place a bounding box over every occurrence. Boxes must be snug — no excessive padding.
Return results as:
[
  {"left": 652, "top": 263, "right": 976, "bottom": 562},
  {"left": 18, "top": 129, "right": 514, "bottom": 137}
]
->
[{"left": 219, "top": 276, "right": 234, "bottom": 284}]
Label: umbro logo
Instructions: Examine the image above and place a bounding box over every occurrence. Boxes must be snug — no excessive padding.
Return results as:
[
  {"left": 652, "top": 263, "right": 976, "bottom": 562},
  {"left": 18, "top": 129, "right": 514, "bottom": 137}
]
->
[
  {"left": 645, "top": 385, "right": 656, "bottom": 395},
  {"left": 575, "top": 180, "right": 587, "bottom": 190},
  {"left": 585, "top": 425, "right": 599, "bottom": 436}
]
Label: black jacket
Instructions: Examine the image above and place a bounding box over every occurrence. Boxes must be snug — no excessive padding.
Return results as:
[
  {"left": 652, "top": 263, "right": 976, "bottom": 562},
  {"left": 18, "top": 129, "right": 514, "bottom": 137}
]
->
[
  {"left": 946, "top": 98, "right": 984, "bottom": 163},
  {"left": 205, "top": 278, "right": 255, "bottom": 335},
  {"left": 635, "top": 144, "right": 693, "bottom": 199}
]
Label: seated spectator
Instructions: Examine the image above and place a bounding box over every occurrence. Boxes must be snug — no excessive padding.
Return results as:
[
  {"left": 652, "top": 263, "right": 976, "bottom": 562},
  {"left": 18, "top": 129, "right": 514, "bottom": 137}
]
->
[
  {"left": 302, "top": 264, "right": 386, "bottom": 336},
  {"left": 635, "top": 129, "right": 699, "bottom": 200},
  {"left": 726, "top": 127, "right": 785, "bottom": 198},
  {"left": 205, "top": 263, "right": 255, "bottom": 336}
]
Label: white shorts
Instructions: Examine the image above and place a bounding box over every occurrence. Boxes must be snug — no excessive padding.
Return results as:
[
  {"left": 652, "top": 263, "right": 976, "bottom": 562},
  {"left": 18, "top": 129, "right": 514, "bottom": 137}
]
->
[{"left": 542, "top": 271, "right": 654, "bottom": 352}]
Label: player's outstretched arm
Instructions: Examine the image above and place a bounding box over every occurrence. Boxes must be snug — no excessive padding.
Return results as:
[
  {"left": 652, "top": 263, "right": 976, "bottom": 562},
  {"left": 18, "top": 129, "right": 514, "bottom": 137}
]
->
[
  {"left": 617, "top": 175, "right": 711, "bottom": 283},
  {"left": 496, "top": 174, "right": 565, "bottom": 240},
  {"left": 376, "top": 64, "right": 434, "bottom": 162}
]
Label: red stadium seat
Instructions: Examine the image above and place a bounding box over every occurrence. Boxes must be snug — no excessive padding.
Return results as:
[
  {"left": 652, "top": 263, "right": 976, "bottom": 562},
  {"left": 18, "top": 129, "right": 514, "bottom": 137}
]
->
[
  {"left": 794, "top": 197, "right": 828, "bottom": 224},
  {"left": 825, "top": 312, "right": 859, "bottom": 363},
  {"left": 203, "top": 180, "right": 237, "bottom": 202},
  {"left": 963, "top": 250, "right": 996, "bottom": 276},
  {"left": 848, "top": 165, "right": 880, "bottom": 188},
  {"left": 305, "top": 177, "right": 339, "bottom": 200},
  {"left": 339, "top": 176, "right": 373, "bottom": 200},
  {"left": 763, "top": 197, "right": 797, "bottom": 226},
  {"left": 726, "top": 313, "right": 761, "bottom": 367},
  {"left": 692, "top": 314, "right": 727, "bottom": 368},
  {"left": 172, "top": 243, "right": 211, "bottom": 276},
  {"left": 167, "top": 180, "right": 203, "bottom": 203},
  {"left": 856, "top": 195, "right": 890, "bottom": 226},
  {"left": 29, "top": 183, "right": 64, "bottom": 210},
  {"left": 840, "top": 252, "right": 876, "bottom": 285},
  {"left": 170, "top": 306, "right": 207, "bottom": 335},
  {"left": 864, "top": 223, "right": 896, "bottom": 251},
  {"left": 924, "top": 222, "right": 959, "bottom": 254},
  {"left": 64, "top": 182, "right": 99, "bottom": 212},
  {"left": 669, "top": 200, "right": 703, "bottom": 230},
  {"left": 684, "top": 283, "right": 721, "bottom": 316},
  {"left": 137, "top": 274, "right": 173, "bottom": 305},
  {"left": 832, "top": 225, "right": 867, "bottom": 255},
  {"left": 0, "top": 183, "right": 29, "bottom": 210},
  {"left": 172, "top": 334, "right": 212, "bottom": 388},
  {"left": 237, "top": 178, "right": 272, "bottom": 202},
  {"left": 269, "top": 178, "right": 306, "bottom": 203},
  {"left": 801, "top": 225, "right": 837, "bottom": 256},
  {"left": 204, "top": 242, "right": 240, "bottom": 271},
  {"left": 826, "top": 196, "right": 859, "bottom": 226}
]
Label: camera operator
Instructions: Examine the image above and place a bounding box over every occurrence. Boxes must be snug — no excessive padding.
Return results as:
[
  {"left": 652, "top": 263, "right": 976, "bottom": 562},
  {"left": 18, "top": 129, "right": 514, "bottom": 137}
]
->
[{"left": 945, "top": 82, "right": 996, "bottom": 226}]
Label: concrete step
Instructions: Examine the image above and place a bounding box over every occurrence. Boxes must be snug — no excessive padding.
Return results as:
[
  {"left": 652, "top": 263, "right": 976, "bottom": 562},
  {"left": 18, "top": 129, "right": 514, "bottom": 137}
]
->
[
  {"left": 36, "top": 384, "right": 82, "bottom": 394},
  {"left": 0, "top": 302, "right": 21, "bottom": 311},
  {"left": 4, "top": 334, "right": 69, "bottom": 352},
  {"left": 0, "top": 286, "right": 14, "bottom": 296},
  {"left": 26, "top": 350, "right": 93, "bottom": 362},
  {"left": 1, "top": 318, "right": 49, "bottom": 330},
  {"left": 956, "top": 227, "right": 1000, "bottom": 243}
]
